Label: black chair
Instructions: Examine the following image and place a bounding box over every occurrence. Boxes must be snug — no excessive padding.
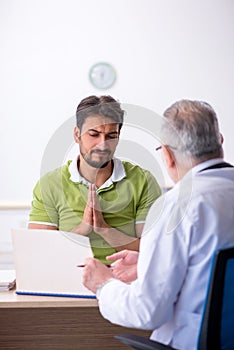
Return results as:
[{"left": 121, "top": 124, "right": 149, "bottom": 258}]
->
[{"left": 114, "top": 246, "right": 234, "bottom": 350}]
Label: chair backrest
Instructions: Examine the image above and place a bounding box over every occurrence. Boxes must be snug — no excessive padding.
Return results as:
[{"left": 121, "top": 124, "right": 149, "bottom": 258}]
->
[{"left": 198, "top": 246, "right": 234, "bottom": 350}]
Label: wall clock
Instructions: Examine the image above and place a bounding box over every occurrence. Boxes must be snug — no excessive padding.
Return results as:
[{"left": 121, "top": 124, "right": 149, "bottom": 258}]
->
[{"left": 89, "top": 62, "right": 116, "bottom": 89}]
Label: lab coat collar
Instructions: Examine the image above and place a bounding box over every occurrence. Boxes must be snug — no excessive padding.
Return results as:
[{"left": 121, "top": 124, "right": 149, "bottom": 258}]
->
[{"left": 192, "top": 158, "right": 225, "bottom": 175}]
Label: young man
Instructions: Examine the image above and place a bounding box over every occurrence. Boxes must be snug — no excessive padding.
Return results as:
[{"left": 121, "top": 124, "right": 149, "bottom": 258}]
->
[
  {"left": 82, "top": 99, "right": 234, "bottom": 349},
  {"left": 28, "top": 95, "right": 161, "bottom": 262}
]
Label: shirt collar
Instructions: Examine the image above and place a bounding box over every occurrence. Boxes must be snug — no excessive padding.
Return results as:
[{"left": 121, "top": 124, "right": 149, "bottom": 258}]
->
[{"left": 68, "top": 156, "right": 126, "bottom": 189}]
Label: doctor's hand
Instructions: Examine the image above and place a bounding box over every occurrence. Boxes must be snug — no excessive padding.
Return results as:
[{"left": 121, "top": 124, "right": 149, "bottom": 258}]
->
[
  {"left": 106, "top": 250, "right": 139, "bottom": 283},
  {"left": 82, "top": 257, "right": 114, "bottom": 294}
]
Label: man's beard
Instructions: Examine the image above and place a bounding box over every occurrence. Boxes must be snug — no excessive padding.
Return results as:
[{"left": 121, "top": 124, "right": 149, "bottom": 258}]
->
[{"left": 80, "top": 149, "right": 112, "bottom": 169}]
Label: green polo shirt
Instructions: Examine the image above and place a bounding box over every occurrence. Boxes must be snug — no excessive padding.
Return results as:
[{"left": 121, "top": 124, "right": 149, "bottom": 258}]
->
[{"left": 29, "top": 159, "right": 161, "bottom": 262}]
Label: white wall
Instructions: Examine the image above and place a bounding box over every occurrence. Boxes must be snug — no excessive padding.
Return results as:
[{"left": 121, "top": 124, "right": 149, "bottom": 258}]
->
[
  {"left": 0, "top": 0, "right": 234, "bottom": 205},
  {"left": 0, "top": 209, "right": 29, "bottom": 268}
]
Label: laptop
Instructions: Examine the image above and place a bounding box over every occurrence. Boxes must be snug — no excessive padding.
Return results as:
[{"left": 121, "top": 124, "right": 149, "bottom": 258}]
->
[{"left": 11, "top": 228, "right": 95, "bottom": 298}]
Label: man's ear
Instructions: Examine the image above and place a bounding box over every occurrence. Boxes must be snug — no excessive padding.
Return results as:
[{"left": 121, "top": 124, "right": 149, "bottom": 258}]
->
[
  {"left": 220, "top": 133, "right": 224, "bottom": 144},
  {"left": 162, "top": 145, "right": 175, "bottom": 169},
  {"left": 74, "top": 126, "right": 80, "bottom": 143}
]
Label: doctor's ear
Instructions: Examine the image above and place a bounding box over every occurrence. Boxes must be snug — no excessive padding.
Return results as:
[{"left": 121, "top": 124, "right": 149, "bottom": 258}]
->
[{"left": 162, "top": 145, "right": 175, "bottom": 169}]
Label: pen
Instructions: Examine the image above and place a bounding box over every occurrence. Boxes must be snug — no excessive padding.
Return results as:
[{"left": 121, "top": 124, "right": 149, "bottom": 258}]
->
[{"left": 77, "top": 264, "right": 112, "bottom": 268}]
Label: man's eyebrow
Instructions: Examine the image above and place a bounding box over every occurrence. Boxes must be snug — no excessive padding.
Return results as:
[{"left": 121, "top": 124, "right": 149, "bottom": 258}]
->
[
  {"left": 107, "top": 130, "right": 119, "bottom": 134},
  {"left": 88, "top": 128, "right": 100, "bottom": 133},
  {"left": 88, "top": 129, "right": 119, "bottom": 134}
]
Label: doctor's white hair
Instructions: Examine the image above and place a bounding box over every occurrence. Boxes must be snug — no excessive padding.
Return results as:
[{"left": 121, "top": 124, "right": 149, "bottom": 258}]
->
[{"left": 161, "top": 99, "right": 223, "bottom": 163}]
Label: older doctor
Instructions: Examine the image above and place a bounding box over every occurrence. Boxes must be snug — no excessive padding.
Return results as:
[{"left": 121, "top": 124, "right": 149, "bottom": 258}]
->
[{"left": 82, "top": 100, "right": 234, "bottom": 350}]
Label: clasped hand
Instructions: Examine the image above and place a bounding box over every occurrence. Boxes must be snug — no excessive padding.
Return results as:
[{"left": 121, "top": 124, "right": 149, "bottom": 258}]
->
[{"left": 71, "top": 184, "right": 109, "bottom": 236}]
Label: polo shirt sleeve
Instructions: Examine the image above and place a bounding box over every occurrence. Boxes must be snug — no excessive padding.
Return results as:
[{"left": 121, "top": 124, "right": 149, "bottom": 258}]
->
[
  {"left": 29, "top": 179, "right": 59, "bottom": 227},
  {"left": 135, "top": 170, "right": 161, "bottom": 223}
]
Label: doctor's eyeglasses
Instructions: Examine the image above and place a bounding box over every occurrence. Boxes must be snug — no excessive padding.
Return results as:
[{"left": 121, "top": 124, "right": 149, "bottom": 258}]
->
[{"left": 155, "top": 145, "right": 177, "bottom": 152}]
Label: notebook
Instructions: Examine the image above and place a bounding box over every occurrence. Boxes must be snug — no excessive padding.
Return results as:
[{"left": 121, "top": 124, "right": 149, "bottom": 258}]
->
[
  {"left": 11, "top": 228, "right": 95, "bottom": 298},
  {"left": 0, "top": 269, "right": 16, "bottom": 291}
]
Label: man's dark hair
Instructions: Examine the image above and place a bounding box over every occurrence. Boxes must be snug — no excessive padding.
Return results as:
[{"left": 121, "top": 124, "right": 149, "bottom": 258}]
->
[{"left": 76, "top": 95, "right": 124, "bottom": 132}]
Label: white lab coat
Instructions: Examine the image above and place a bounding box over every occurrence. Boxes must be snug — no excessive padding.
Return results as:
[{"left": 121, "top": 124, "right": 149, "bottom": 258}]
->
[{"left": 98, "top": 159, "right": 234, "bottom": 350}]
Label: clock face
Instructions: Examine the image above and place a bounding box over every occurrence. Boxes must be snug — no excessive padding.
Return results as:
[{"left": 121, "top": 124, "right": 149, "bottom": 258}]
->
[{"left": 89, "top": 62, "right": 116, "bottom": 89}]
